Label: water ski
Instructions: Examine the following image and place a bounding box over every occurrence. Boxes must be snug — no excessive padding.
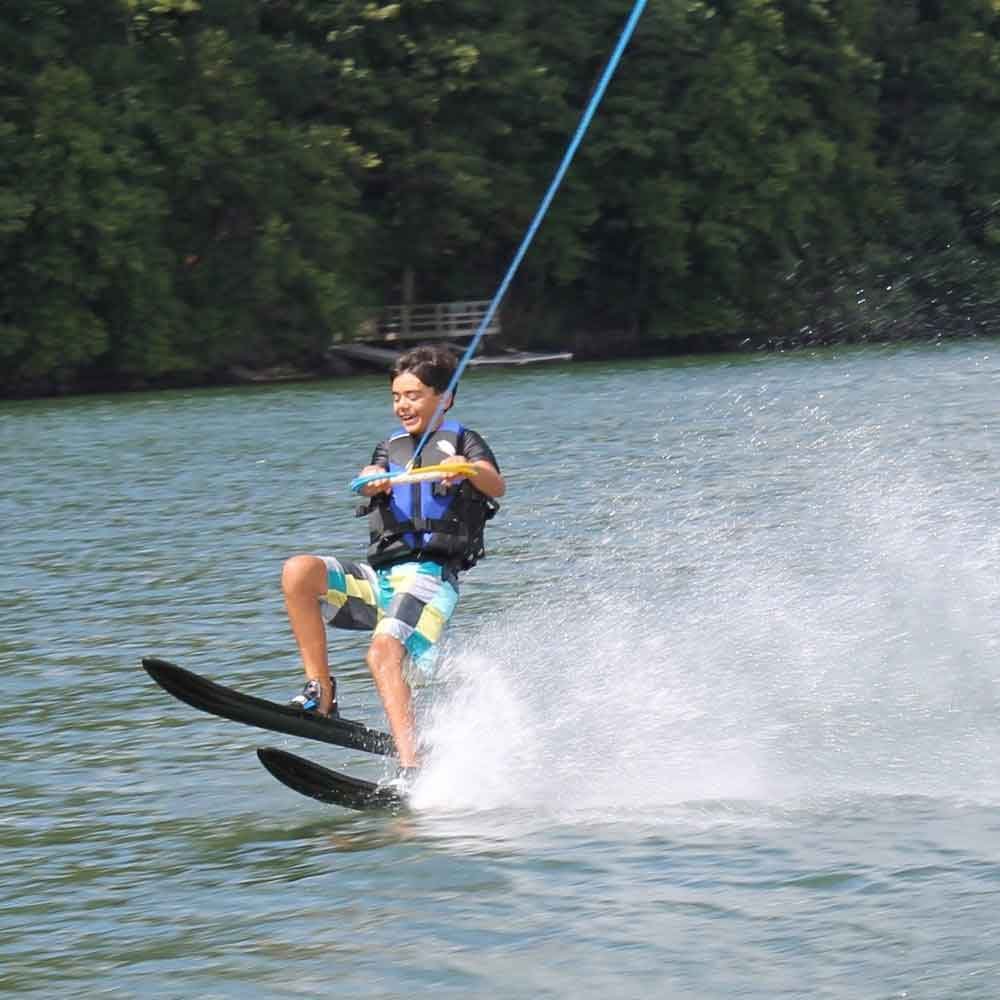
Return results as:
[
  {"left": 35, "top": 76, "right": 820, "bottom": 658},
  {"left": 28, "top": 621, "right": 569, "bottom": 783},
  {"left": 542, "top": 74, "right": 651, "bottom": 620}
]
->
[
  {"left": 256, "top": 746, "right": 406, "bottom": 811},
  {"left": 142, "top": 657, "right": 396, "bottom": 757}
]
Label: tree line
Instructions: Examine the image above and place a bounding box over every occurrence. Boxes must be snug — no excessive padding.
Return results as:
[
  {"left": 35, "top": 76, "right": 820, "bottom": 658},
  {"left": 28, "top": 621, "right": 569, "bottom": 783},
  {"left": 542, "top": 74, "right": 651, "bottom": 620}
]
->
[{"left": 2, "top": 1, "right": 999, "bottom": 396}]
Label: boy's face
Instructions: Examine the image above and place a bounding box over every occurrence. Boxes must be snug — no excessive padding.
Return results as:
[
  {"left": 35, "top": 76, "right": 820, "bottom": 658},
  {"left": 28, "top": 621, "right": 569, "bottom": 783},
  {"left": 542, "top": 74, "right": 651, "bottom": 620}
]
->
[{"left": 391, "top": 372, "right": 449, "bottom": 436}]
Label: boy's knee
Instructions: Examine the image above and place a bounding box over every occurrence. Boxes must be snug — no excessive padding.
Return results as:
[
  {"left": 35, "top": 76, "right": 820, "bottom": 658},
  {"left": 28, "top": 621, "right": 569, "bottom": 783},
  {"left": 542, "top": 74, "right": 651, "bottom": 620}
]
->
[
  {"left": 281, "top": 554, "right": 324, "bottom": 594},
  {"left": 366, "top": 635, "right": 405, "bottom": 674}
]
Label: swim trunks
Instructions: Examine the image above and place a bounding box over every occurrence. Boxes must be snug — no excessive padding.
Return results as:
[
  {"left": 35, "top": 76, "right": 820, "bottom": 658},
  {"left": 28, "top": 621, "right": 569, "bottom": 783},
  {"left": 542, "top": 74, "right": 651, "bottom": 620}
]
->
[{"left": 318, "top": 556, "right": 459, "bottom": 671}]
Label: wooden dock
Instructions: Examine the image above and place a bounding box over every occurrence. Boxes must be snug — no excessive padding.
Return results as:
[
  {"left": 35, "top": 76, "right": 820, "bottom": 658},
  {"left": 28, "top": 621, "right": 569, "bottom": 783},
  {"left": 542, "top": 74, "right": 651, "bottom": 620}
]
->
[
  {"left": 376, "top": 301, "right": 501, "bottom": 341},
  {"left": 329, "top": 300, "right": 572, "bottom": 371}
]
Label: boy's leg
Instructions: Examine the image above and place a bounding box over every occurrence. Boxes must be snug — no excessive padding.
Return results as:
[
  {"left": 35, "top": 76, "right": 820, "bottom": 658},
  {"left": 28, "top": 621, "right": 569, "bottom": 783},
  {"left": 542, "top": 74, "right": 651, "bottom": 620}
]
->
[
  {"left": 281, "top": 554, "right": 336, "bottom": 714},
  {"left": 366, "top": 634, "right": 419, "bottom": 767},
  {"left": 368, "top": 562, "right": 460, "bottom": 768}
]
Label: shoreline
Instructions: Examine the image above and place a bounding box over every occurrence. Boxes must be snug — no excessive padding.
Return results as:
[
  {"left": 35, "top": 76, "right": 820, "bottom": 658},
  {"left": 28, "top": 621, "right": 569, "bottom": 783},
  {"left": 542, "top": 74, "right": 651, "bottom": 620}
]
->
[{"left": 2, "top": 326, "right": 994, "bottom": 402}]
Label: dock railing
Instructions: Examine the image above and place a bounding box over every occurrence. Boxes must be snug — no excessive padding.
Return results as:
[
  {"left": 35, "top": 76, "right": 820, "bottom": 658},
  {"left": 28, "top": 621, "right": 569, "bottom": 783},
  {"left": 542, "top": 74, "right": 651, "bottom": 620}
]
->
[
  {"left": 376, "top": 301, "right": 501, "bottom": 341},
  {"left": 331, "top": 299, "right": 571, "bottom": 369}
]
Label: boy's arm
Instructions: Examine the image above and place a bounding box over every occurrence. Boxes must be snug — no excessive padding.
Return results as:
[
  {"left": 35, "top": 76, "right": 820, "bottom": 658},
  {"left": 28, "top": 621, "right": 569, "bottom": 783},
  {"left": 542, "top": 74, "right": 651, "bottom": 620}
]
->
[
  {"left": 441, "top": 429, "right": 505, "bottom": 498},
  {"left": 466, "top": 460, "right": 505, "bottom": 498},
  {"left": 438, "top": 456, "right": 504, "bottom": 497},
  {"left": 358, "top": 440, "right": 390, "bottom": 497},
  {"left": 358, "top": 465, "right": 391, "bottom": 497}
]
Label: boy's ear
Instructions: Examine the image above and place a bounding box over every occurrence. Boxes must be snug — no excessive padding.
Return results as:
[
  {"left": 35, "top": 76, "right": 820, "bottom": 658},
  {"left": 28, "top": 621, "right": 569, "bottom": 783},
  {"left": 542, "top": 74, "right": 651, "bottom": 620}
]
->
[{"left": 442, "top": 390, "right": 454, "bottom": 412}]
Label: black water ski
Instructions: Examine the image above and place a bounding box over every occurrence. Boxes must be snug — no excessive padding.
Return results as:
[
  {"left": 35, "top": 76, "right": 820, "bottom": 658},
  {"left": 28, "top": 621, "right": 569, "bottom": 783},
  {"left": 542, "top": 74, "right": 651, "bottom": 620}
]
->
[
  {"left": 142, "top": 657, "right": 396, "bottom": 757},
  {"left": 256, "top": 746, "right": 405, "bottom": 811}
]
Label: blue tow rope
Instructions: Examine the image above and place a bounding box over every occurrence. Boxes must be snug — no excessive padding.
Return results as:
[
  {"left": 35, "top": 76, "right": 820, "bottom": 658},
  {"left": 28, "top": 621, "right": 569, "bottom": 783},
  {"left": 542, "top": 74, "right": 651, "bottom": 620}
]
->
[{"left": 354, "top": 0, "right": 649, "bottom": 489}]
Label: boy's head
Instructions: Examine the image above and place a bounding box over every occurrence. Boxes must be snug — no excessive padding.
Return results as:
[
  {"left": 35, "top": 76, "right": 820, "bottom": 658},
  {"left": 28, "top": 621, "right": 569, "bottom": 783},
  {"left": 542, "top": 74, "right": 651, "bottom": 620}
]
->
[
  {"left": 390, "top": 345, "right": 457, "bottom": 396},
  {"left": 390, "top": 344, "right": 458, "bottom": 436}
]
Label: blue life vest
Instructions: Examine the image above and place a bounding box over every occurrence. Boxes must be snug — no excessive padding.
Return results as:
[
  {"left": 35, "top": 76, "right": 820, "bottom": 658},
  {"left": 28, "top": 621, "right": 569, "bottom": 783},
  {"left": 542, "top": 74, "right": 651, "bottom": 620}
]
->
[{"left": 361, "top": 420, "right": 498, "bottom": 573}]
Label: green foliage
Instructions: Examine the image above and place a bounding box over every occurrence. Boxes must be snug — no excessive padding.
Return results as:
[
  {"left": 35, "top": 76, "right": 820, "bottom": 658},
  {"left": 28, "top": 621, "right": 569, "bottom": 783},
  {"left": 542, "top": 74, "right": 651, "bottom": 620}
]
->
[
  {"left": 2, "top": 0, "right": 1000, "bottom": 394},
  {"left": 558, "top": 0, "right": 890, "bottom": 340},
  {"left": 299, "top": 0, "right": 573, "bottom": 302},
  {"left": 0, "top": 54, "right": 166, "bottom": 386},
  {"left": 1, "top": 0, "right": 367, "bottom": 394},
  {"left": 871, "top": 0, "right": 1000, "bottom": 335}
]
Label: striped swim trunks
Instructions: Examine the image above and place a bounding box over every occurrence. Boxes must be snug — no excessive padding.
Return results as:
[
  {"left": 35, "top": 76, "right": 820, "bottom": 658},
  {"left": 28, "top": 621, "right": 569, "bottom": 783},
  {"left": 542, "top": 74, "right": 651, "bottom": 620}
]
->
[{"left": 318, "top": 557, "right": 459, "bottom": 672}]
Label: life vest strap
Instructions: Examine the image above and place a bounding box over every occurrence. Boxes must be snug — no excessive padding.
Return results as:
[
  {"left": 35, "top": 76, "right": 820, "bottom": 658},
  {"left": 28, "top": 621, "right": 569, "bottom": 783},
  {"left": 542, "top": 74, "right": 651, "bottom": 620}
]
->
[{"left": 380, "top": 515, "right": 456, "bottom": 536}]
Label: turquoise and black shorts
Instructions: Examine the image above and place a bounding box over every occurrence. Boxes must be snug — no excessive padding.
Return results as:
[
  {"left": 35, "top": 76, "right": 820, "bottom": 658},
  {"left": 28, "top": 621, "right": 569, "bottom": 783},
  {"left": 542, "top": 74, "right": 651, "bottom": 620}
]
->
[{"left": 318, "top": 557, "right": 459, "bottom": 672}]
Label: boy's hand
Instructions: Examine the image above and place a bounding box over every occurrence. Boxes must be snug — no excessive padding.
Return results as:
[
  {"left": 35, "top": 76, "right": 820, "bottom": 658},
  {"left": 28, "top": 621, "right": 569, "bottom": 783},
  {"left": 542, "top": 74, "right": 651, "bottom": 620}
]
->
[
  {"left": 438, "top": 454, "right": 469, "bottom": 488},
  {"left": 359, "top": 465, "right": 391, "bottom": 496}
]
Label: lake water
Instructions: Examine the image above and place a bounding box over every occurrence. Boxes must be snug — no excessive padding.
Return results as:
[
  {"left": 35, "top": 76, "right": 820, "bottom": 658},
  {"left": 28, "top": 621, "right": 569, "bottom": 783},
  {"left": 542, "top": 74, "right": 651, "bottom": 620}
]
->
[{"left": 2, "top": 340, "right": 999, "bottom": 998}]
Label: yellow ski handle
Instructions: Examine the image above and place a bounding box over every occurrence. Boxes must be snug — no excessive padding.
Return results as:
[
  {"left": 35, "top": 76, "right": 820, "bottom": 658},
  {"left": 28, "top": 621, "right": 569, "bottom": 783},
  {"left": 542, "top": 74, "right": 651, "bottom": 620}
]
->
[{"left": 350, "top": 462, "right": 478, "bottom": 493}]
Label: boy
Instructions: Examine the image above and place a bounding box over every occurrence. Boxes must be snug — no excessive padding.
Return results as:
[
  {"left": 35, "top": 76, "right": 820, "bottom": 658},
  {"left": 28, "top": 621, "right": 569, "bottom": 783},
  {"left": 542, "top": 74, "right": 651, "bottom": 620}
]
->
[{"left": 281, "top": 344, "right": 505, "bottom": 780}]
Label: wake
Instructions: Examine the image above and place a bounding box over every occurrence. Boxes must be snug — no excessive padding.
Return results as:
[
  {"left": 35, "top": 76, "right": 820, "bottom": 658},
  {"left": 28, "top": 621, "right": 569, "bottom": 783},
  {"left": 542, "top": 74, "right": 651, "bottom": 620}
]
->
[{"left": 412, "top": 414, "right": 1000, "bottom": 816}]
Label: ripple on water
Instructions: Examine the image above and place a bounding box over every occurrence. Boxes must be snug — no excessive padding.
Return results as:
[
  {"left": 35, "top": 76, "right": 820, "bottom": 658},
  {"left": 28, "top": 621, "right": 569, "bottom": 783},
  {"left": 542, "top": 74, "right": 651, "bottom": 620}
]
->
[{"left": 2, "top": 346, "right": 999, "bottom": 997}]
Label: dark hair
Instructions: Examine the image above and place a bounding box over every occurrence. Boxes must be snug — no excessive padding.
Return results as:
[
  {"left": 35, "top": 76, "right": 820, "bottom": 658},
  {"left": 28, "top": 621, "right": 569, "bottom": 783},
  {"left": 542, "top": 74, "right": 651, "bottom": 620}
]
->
[{"left": 390, "top": 344, "right": 458, "bottom": 397}]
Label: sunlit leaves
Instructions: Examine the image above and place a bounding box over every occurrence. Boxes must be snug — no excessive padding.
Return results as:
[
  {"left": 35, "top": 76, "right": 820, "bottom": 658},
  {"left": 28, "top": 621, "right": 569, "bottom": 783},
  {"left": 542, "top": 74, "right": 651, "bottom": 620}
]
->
[{"left": 3, "top": 0, "right": 1000, "bottom": 392}]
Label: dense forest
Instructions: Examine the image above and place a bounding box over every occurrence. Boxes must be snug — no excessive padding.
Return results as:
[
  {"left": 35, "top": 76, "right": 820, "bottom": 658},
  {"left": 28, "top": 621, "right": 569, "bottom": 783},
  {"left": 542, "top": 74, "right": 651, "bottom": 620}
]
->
[{"left": 2, "top": 1, "right": 1000, "bottom": 396}]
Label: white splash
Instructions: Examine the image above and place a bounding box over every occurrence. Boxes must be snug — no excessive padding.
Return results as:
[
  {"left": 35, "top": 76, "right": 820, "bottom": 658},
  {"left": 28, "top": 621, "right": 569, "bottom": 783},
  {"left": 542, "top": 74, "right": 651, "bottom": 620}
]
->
[{"left": 411, "top": 385, "right": 1000, "bottom": 817}]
